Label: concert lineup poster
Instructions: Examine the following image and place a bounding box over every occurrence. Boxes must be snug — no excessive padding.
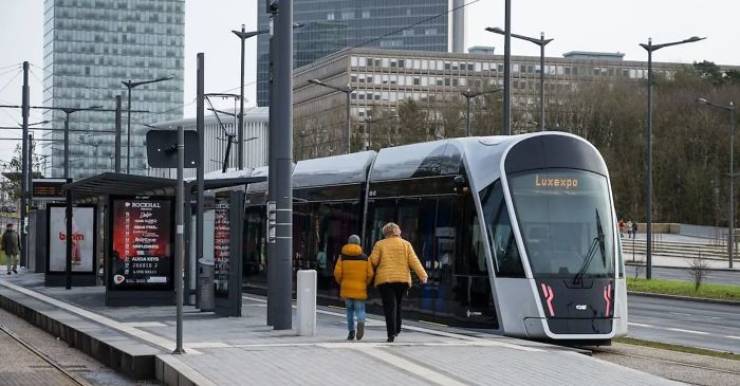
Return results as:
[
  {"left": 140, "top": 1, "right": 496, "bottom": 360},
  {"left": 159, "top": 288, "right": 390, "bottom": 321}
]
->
[
  {"left": 213, "top": 196, "right": 231, "bottom": 298},
  {"left": 110, "top": 198, "right": 173, "bottom": 290},
  {"left": 48, "top": 206, "right": 95, "bottom": 273}
]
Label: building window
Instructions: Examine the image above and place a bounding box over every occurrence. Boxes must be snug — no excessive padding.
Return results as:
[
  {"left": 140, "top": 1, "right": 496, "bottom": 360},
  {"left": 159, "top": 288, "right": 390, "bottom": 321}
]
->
[
  {"left": 424, "top": 28, "right": 437, "bottom": 35},
  {"left": 326, "top": 12, "right": 335, "bottom": 20},
  {"left": 361, "top": 10, "right": 370, "bottom": 19},
  {"left": 341, "top": 11, "right": 353, "bottom": 20}
]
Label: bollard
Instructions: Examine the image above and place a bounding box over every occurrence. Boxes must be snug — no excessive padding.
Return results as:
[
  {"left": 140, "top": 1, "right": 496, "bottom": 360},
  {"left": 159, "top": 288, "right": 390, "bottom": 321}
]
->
[
  {"left": 297, "top": 270, "right": 317, "bottom": 336},
  {"left": 198, "top": 258, "right": 215, "bottom": 311}
]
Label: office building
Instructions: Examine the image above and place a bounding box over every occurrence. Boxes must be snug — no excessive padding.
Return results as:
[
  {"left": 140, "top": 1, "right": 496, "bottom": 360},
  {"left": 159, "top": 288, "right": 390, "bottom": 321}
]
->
[
  {"left": 42, "top": 0, "right": 185, "bottom": 179},
  {"left": 256, "top": 0, "right": 464, "bottom": 106},
  {"left": 293, "top": 47, "right": 740, "bottom": 159}
]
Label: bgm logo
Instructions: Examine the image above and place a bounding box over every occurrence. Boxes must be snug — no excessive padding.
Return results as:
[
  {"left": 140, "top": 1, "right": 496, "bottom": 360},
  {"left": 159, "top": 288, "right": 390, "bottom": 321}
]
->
[{"left": 113, "top": 274, "right": 126, "bottom": 285}]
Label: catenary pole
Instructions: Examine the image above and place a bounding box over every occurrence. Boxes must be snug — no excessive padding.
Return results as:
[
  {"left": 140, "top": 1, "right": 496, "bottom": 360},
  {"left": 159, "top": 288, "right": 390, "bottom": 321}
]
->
[
  {"left": 539, "top": 32, "right": 546, "bottom": 131},
  {"left": 238, "top": 25, "right": 246, "bottom": 170},
  {"left": 273, "top": 0, "right": 293, "bottom": 330},
  {"left": 503, "top": 0, "right": 511, "bottom": 134},
  {"left": 64, "top": 113, "right": 73, "bottom": 289},
  {"left": 730, "top": 103, "right": 736, "bottom": 269},
  {"left": 266, "top": 14, "right": 277, "bottom": 325},
  {"left": 20, "top": 62, "right": 29, "bottom": 268},
  {"left": 174, "top": 125, "right": 185, "bottom": 354},
  {"left": 195, "top": 53, "right": 212, "bottom": 310},
  {"left": 114, "top": 96, "right": 122, "bottom": 173},
  {"left": 645, "top": 42, "right": 653, "bottom": 280}
]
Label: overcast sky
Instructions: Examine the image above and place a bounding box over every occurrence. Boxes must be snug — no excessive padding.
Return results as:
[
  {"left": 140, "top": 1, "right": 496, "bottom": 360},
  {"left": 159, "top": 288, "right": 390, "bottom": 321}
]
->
[{"left": 0, "top": 0, "right": 738, "bottom": 163}]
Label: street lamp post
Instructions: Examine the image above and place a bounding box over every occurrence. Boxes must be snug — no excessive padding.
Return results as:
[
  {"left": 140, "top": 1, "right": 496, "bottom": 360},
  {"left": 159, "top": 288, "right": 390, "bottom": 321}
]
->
[
  {"left": 232, "top": 25, "right": 268, "bottom": 170},
  {"left": 308, "top": 78, "right": 354, "bottom": 153},
  {"left": 697, "top": 98, "right": 736, "bottom": 269},
  {"left": 122, "top": 75, "right": 174, "bottom": 174},
  {"left": 639, "top": 36, "right": 705, "bottom": 279},
  {"left": 485, "top": 27, "right": 553, "bottom": 131},
  {"left": 461, "top": 88, "right": 503, "bottom": 136}
]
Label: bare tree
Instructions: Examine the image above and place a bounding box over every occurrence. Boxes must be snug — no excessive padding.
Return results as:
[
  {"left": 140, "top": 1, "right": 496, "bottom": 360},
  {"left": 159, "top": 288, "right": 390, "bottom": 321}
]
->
[{"left": 688, "top": 253, "right": 709, "bottom": 291}]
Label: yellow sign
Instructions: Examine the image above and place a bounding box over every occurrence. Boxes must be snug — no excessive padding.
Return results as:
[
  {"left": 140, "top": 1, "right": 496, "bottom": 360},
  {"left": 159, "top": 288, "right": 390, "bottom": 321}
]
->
[{"left": 535, "top": 175, "right": 579, "bottom": 189}]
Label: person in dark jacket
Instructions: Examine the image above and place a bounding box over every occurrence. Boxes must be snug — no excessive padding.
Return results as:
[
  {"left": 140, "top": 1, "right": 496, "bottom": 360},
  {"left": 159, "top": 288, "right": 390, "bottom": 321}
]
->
[
  {"left": 2, "top": 223, "right": 20, "bottom": 275},
  {"left": 333, "top": 234, "right": 374, "bottom": 340}
]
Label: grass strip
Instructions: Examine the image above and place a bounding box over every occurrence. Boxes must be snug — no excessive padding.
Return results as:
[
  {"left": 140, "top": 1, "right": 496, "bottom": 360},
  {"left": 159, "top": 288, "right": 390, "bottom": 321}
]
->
[
  {"left": 627, "top": 277, "right": 740, "bottom": 302},
  {"left": 615, "top": 337, "right": 740, "bottom": 361}
]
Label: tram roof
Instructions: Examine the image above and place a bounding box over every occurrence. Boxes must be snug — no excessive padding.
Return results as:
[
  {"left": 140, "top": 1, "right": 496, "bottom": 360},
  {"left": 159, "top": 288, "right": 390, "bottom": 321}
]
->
[
  {"left": 369, "top": 140, "right": 463, "bottom": 182},
  {"left": 293, "top": 151, "right": 376, "bottom": 188}
]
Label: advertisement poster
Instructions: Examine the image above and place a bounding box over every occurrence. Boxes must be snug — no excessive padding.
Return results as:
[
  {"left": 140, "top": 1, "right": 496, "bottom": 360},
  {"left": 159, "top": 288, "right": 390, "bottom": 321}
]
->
[
  {"left": 48, "top": 206, "right": 95, "bottom": 273},
  {"left": 213, "top": 196, "right": 230, "bottom": 298},
  {"left": 111, "top": 198, "right": 173, "bottom": 290}
]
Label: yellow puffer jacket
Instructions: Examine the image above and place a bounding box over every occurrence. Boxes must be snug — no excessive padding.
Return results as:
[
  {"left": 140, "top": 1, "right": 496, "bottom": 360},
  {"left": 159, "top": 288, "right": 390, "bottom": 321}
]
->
[
  {"left": 369, "top": 236, "right": 428, "bottom": 287},
  {"left": 333, "top": 244, "right": 374, "bottom": 300}
]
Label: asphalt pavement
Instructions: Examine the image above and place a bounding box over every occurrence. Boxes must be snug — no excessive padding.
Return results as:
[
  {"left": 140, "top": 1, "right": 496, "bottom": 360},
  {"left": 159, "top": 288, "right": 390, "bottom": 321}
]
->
[
  {"left": 626, "top": 265, "right": 740, "bottom": 285},
  {"left": 628, "top": 294, "right": 740, "bottom": 353}
]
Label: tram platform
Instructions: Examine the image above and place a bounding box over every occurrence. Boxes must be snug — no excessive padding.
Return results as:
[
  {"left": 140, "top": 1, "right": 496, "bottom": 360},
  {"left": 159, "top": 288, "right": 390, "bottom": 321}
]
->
[{"left": 0, "top": 273, "right": 677, "bottom": 386}]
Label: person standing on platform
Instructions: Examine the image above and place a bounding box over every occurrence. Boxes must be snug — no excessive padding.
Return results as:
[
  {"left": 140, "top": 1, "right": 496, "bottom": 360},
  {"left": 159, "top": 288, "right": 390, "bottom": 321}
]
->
[
  {"left": 370, "top": 222, "right": 427, "bottom": 343},
  {"left": 626, "top": 220, "right": 634, "bottom": 239},
  {"left": 333, "top": 234, "right": 374, "bottom": 341},
  {"left": 2, "top": 223, "right": 20, "bottom": 275}
]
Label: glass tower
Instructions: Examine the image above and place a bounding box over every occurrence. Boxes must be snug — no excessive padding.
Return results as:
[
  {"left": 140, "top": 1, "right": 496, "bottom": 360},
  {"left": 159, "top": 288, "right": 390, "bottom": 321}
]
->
[
  {"left": 42, "top": 0, "right": 185, "bottom": 179},
  {"left": 256, "top": 0, "right": 452, "bottom": 106}
]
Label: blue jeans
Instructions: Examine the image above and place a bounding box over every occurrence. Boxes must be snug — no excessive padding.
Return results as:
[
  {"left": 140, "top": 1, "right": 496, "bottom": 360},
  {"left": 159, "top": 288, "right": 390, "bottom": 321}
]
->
[{"left": 345, "top": 299, "right": 366, "bottom": 332}]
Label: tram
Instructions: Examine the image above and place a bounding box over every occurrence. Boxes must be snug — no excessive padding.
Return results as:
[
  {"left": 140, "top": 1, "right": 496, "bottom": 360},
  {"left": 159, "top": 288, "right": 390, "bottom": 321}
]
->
[{"left": 243, "top": 131, "right": 627, "bottom": 343}]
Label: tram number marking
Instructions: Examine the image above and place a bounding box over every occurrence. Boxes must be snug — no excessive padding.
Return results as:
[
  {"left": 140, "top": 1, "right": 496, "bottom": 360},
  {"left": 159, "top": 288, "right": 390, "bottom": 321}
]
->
[{"left": 575, "top": 304, "right": 588, "bottom": 311}]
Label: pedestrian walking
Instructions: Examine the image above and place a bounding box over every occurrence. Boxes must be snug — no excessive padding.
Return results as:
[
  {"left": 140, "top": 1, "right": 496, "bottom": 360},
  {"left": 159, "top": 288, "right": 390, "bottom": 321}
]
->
[
  {"left": 632, "top": 221, "right": 638, "bottom": 238},
  {"left": 618, "top": 219, "right": 625, "bottom": 238},
  {"left": 2, "top": 223, "right": 20, "bottom": 275},
  {"left": 333, "top": 234, "right": 374, "bottom": 341},
  {"left": 626, "top": 220, "right": 634, "bottom": 239},
  {"left": 369, "top": 222, "right": 428, "bottom": 343}
]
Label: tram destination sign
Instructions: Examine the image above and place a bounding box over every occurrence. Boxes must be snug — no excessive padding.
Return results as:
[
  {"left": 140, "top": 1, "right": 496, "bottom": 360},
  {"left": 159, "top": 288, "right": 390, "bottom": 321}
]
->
[{"left": 110, "top": 197, "right": 174, "bottom": 291}]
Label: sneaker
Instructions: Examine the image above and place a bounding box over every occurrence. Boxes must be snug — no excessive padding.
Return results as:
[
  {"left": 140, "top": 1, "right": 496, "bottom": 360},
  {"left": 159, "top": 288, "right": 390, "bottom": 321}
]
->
[
  {"left": 347, "top": 331, "right": 355, "bottom": 340},
  {"left": 356, "top": 322, "right": 365, "bottom": 341},
  {"left": 386, "top": 336, "right": 394, "bottom": 343}
]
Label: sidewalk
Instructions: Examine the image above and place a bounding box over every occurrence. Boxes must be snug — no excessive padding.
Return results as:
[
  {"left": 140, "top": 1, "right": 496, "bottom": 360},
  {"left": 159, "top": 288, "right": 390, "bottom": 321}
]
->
[{"left": 0, "top": 273, "right": 678, "bottom": 386}]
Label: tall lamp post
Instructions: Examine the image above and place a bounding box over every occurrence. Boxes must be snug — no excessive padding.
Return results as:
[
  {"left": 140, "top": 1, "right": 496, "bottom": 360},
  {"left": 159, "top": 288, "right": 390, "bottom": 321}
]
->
[
  {"left": 461, "top": 88, "right": 502, "bottom": 136},
  {"left": 486, "top": 27, "right": 553, "bottom": 131},
  {"left": 232, "top": 25, "right": 268, "bottom": 170},
  {"left": 60, "top": 106, "right": 101, "bottom": 289},
  {"left": 122, "top": 75, "right": 174, "bottom": 174},
  {"left": 639, "top": 36, "right": 705, "bottom": 279},
  {"left": 697, "top": 98, "right": 736, "bottom": 269},
  {"left": 308, "top": 78, "right": 354, "bottom": 154}
]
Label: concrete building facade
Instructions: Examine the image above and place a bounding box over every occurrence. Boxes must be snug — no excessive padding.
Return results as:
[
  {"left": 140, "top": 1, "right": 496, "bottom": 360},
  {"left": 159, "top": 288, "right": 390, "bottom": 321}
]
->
[
  {"left": 42, "top": 0, "right": 185, "bottom": 179},
  {"left": 256, "top": 0, "right": 464, "bottom": 106}
]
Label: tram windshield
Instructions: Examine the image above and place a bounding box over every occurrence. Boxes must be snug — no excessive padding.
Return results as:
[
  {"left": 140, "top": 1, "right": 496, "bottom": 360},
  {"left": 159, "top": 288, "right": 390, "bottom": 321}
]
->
[{"left": 508, "top": 169, "right": 615, "bottom": 278}]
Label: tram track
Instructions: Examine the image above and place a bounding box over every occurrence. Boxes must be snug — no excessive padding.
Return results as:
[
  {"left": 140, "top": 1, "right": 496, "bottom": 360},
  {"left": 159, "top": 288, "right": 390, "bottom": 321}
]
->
[{"left": 0, "top": 322, "right": 92, "bottom": 386}]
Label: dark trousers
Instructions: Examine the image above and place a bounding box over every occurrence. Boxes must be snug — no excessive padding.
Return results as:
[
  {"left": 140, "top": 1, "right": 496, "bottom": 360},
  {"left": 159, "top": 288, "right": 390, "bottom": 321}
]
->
[{"left": 378, "top": 282, "right": 408, "bottom": 338}]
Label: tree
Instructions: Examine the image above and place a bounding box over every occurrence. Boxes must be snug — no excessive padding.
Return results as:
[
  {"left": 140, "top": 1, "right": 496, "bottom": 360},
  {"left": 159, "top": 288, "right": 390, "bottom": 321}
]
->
[
  {"left": 1, "top": 144, "right": 43, "bottom": 202},
  {"left": 397, "top": 99, "right": 427, "bottom": 144}
]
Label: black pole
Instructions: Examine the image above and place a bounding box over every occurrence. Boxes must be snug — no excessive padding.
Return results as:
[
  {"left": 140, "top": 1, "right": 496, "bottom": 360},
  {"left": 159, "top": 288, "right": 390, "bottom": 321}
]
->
[
  {"left": 273, "top": 0, "right": 293, "bottom": 330},
  {"left": 465, "top": 95, "right": 471, "bottom": 137},
  {"left": 730, "top": 104, "right": 736, "bottom": 269},
  {"left": 174, "top": 125, "right": 185, "bottom": 354},
  {"left": 196, "top": 53, "right": 212, "bottom": 310},
  {"left": 646, "top": 42, "right": 653, "bottom": 280},
  {"left": 126, "top": 86, "right": 132, "bottom": 174},
  {"left": 503, "top": 0, "right": 511, "bottom": 135},
  {"left": 346, "top": 90, "right": 351, "bottom": 153},
  {"left": 539, "top": 32, "right": 546, "bottom": 132},
  {"left": 20, "top": 61, "right": 29, "bottom": 267},
  {"left": 238, "top": 25, "right": 246, "bottom": 170},
  {"left": 266, "top": 12, "right": 277, "bottom": 327},
  {"left": 115, "top": 95, "right": 122, "bottom": 173},
  {"left": 64, "top": 113, "right": 72, "bottom": 289}
]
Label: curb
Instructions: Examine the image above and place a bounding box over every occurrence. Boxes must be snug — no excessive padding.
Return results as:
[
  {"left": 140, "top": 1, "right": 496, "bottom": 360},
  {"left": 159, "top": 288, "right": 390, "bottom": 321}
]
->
[
  {"left": 628, "top": 291, "right": 740, "bottom": 306},
  {"left": 624, "top": 262, "right": 740, "bottom": 273}
]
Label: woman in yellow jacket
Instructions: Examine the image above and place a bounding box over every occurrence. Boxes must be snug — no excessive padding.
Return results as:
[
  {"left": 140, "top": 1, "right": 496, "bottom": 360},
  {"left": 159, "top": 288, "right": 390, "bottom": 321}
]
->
[
  {"left": 369, "top": 222, "right": 428, "bottom": 342},
  {"left": 334, "top": 234, "right": 374, "bottom": 341}
]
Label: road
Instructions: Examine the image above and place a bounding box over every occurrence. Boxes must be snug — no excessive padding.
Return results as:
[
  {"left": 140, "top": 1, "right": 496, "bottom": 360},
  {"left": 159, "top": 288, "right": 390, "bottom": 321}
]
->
[
  {"left": 627, "top": 294, "right": 740, "bottom": 354},
  {"left": 626, "top": 265, "right": 740, "bottom": 285}
]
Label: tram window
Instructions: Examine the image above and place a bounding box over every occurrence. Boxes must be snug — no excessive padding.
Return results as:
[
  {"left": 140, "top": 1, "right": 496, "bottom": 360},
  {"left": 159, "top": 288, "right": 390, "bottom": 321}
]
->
[
  {"left": 480, "top": 181, "right": 525, "bottom": 278},
  {"left": 243, "top": 208, "right": 266, "bottom": 283},
  {"left": 368, "top": 200, "right": 396, "bottom": 247},
  {"left": 462, "top": 195, "right": 487, "bottom": 275}
]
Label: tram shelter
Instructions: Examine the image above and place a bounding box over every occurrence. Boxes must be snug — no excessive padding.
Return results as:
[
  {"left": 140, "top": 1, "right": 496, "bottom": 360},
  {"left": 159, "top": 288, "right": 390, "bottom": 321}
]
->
[{"left": 61, "top": 171, "right": 264, "bottom": 310}]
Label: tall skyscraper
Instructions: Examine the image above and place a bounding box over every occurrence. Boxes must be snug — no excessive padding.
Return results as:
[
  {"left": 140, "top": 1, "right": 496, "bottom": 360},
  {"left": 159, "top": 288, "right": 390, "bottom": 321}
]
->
[
  {"left": 42, "top": 0, "right": 185, "bottom": 179},
  {"left": 256, "top": 0, "right": 464, "bottom": 106}
]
